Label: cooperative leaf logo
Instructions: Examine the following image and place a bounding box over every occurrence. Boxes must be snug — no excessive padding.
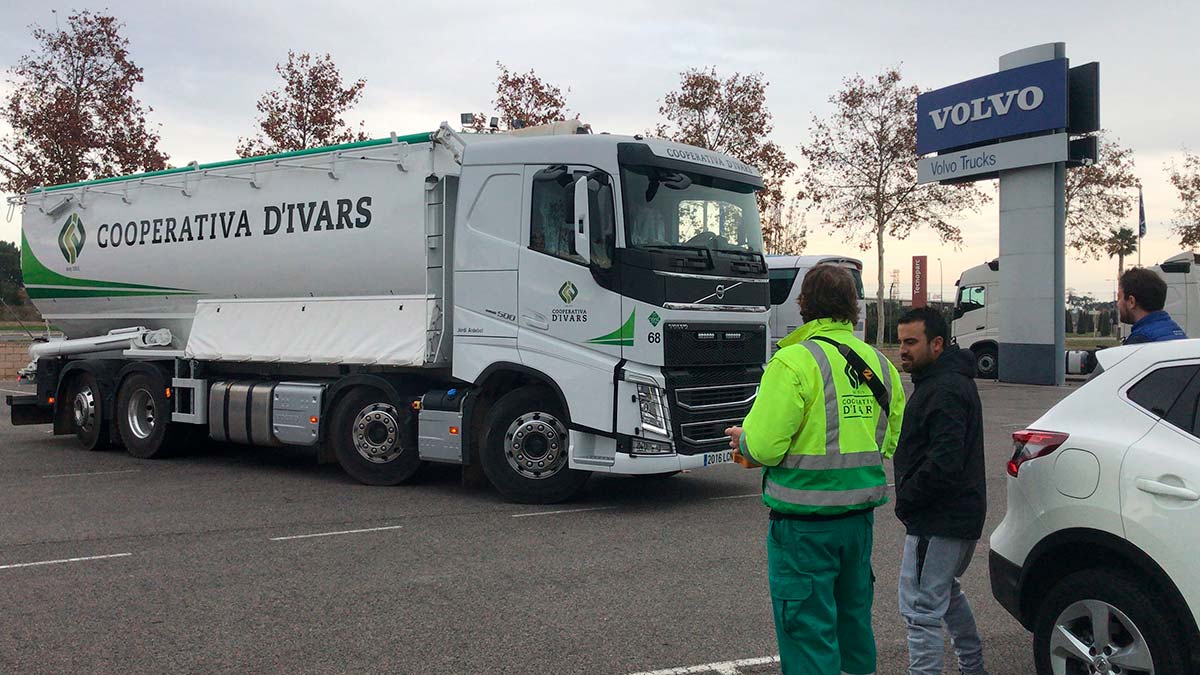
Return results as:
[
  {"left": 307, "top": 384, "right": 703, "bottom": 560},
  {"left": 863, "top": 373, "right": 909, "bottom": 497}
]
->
[
  {"left": 558, "top": 281, "right": 578, "bottom": 304},
  {"left": 58, "top": 214, "right": 86, "bottom": 264},
  {"left": 648, "top": 311, "right": 661, "bottom": 327}
]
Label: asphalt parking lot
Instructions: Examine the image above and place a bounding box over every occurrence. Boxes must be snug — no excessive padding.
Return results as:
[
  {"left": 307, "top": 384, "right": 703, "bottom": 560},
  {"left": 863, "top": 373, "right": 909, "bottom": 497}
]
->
[{"left": 0, "top": 378, "right": 1074, "bottom": 674}]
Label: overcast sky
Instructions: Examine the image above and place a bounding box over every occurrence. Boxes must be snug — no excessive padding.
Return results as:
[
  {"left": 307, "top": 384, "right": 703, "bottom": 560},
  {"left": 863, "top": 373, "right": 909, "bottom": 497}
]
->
[{"left": 1, "top": 0, "right": 1197, "bottom": 300}]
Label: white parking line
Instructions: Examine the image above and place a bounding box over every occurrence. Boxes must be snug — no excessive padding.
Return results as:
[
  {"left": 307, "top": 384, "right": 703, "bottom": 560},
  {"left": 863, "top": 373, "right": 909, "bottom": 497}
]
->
[
  {"left": 511, "top": 506, "right": 615, "bottom": 518},
  {"left": 42, "top": 469, "right": 141, "bottom": 479},
  {"left": 627, "top": 655, "right": 781, "bottom": 675},
  {"left": 0, "top": 552, "right": 132, "bottom": 571},
  {"left": 708, "top": 493, "right": 760, "bottom": 501},
  {"left": 269, "top": 524, "right": 403, "bottom": 541}
]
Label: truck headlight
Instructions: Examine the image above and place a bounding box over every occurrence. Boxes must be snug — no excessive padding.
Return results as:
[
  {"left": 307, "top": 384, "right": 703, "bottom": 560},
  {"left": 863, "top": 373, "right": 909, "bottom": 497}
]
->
[{"left": 636, "top": 384, "right": 670, "bottom": 436}]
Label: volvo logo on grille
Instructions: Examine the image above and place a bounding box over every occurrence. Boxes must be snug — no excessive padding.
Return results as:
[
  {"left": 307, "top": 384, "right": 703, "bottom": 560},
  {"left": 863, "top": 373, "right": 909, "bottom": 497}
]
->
[{"left": 715, "top": 285, "right": 726, "bottom": 300}]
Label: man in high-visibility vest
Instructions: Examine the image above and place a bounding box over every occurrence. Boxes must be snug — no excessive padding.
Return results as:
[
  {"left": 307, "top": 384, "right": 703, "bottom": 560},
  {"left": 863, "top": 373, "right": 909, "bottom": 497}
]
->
[{"left": 726, "top": 265, "right": 905, "bottom": 675}]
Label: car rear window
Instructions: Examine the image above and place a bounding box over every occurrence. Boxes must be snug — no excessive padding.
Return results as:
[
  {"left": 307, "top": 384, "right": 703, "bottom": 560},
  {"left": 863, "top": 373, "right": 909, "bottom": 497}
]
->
[{"left": 1127, "top": 365, "right": 1199, "bottom": 418}]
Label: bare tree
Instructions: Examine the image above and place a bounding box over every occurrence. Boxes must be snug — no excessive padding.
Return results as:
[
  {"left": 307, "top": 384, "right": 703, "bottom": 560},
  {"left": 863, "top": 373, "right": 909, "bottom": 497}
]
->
[
  {"left": 1065, "top": 133, "right": 1141, "bottom": 259},
  {"left": 762, "top": 198, "right": 808, "bottom": 255},
  {"left": 655, "top": 67, "right": 796, "bottom": 244},
  {"left": 1167, "top": 150, "right": 1200, "bottom": 247},
  {"left": 238, "top": 51, "right": 367, "bottom": 157},
  {"left": 798, "top": 68, "right": 988, "bottom": 345},
  {"left": 0, "top": 10, "right": 168, "bottom": 194}
]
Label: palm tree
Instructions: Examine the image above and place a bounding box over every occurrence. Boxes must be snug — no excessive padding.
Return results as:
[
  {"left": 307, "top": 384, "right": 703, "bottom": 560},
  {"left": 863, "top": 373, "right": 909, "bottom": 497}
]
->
[{"left": 1106, "top": 227, "right": 1139, "bottom": 282}]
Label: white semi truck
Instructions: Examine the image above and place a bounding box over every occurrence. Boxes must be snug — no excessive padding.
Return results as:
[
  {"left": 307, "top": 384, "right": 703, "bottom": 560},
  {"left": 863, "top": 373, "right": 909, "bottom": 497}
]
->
[
  {"left": 951, "top": 258, "right": 1000, "bottom": 378},
  {"left": 1152, "top": 252, "right": 1200, "bottom": 336},
  {"left": 766, "top": 255, "right": 866, "bottom": 351},
  {"left": 7, "top": 122, "right": 771, "bottom": 503},
  {"left": 952, "top": 254, "right": 1198, "bottom": 378}
]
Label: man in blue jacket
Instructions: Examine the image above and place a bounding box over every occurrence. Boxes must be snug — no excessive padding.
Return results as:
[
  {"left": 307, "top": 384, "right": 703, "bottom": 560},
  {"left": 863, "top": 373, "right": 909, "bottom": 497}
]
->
[{"left": 1118, "top": 268, "right": 1186, "bottom": 344}]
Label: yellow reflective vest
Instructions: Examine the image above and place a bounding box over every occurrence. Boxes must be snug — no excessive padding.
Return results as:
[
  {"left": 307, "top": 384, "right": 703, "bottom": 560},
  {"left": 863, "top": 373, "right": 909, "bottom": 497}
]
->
[{"left": 740, "top": 319, "right": 906, "bottom": 516}]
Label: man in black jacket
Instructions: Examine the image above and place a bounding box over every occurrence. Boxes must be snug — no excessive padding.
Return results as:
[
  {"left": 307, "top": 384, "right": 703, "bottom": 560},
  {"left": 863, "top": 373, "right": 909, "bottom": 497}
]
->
[{"left": 894, "top": 307, "right": 987, "bottom": 675}]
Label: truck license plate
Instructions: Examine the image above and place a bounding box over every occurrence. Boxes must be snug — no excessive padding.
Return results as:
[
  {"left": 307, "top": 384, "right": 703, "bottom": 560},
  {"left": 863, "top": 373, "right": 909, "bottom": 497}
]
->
[{"left": 703, "top": 450, "right": 733, "bottom": 466}]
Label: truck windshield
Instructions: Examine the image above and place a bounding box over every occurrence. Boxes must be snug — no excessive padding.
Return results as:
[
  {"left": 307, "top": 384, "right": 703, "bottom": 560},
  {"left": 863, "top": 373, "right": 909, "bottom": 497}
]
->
[{"left": 620, "top": 164, "right": 763, "bottom": 255}]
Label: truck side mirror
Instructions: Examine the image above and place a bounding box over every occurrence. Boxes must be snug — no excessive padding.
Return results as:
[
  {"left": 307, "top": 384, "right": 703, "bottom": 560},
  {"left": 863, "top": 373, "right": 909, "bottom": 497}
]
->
[{"left": 573, "top": 175, "right": 591, "bottom": 265}]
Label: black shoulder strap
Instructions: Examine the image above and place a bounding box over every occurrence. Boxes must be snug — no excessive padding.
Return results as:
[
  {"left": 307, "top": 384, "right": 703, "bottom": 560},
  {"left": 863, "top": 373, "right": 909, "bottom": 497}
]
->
[{"left": 809, "top": 336, "right": 890, "bottom": 415}]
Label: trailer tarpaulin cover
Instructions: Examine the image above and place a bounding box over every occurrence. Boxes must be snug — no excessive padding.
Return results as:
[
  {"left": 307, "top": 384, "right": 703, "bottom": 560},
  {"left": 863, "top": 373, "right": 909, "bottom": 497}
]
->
[{"left": 185, "top": 296, "right": 431, "bottom": 366}]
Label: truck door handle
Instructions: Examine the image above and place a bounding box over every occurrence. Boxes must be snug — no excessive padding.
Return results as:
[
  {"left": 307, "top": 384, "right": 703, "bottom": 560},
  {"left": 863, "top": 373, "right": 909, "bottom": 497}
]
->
[
  {"left": 523, "top": 313, "right": 549, "bottom": 331},
  {"left": 975, "top": 325, "right": 985, "bottom": 330},
  {"left": 1136, "top": 478, "right": 1200, "bottom": 501}
]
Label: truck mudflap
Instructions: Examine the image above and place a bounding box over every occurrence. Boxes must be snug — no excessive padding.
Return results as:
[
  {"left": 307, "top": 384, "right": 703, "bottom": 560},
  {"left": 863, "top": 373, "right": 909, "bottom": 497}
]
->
[{"left": 7, "top": 394, "right": 53, "bottom": 426}]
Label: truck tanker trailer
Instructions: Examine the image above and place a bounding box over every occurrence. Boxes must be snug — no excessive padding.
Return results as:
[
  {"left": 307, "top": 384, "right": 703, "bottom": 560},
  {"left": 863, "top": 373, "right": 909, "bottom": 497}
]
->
[{"left": 7, "top": 120, "right": 771, "bottom": 503}]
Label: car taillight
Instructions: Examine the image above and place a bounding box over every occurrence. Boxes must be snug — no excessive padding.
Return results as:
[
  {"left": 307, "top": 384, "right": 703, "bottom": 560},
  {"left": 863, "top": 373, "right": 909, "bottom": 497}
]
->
[{"left": 1007, "top": 429, "right": 1069, "bottom": 477}]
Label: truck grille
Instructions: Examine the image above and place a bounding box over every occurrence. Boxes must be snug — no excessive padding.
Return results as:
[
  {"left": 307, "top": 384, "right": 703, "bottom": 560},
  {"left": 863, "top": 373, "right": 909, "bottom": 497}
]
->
[
  {"left": 663, "top": 323, "right": 766, "bottom": 367},
  {"left": 675, "top": 383, "right": 758, "bottom": 411},
  {"left": 665, "top": 366, "right": 762, "bottom": 455}
]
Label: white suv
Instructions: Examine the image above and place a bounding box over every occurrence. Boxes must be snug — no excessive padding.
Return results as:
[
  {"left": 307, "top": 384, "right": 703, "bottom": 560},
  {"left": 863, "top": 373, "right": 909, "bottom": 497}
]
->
[{"left": 990, "top": 339, "right": 1200, "bottom": 675}]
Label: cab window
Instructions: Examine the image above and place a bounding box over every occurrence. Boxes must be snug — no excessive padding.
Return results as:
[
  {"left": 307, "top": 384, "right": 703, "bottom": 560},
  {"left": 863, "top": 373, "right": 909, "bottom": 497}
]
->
[{"left": 529, "top": 167, "right": 614, "bottom": 269}]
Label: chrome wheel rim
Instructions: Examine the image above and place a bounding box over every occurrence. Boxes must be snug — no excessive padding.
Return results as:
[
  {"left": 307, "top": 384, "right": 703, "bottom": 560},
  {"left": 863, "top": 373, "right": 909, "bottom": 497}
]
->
[
  {"left": 353, "top": 403, "right": 403, "bottom": 464},
  {"left": 73, "top": 384, "right": 97, "bottom": 433},
  {"left": 126, "top": 388, "right": 157, "bottom": 440},
  {"left": 1050, "top": 599, "right": 1154, "bottom": 674},
  {"left": 503, "top": 411, "right": 568, "bottom": 480},
  {"left": 978, "top": 353, "right": 997, "bottom": 375}
]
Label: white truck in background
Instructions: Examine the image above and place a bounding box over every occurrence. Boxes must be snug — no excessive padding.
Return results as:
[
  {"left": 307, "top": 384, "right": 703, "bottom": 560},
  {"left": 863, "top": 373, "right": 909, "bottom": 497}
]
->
[
  {"left": 951, "top": 258, "right": 1000, "bottom": 378},
  {"left": 953, "top": 253, "right": 1198, "bottom": 379},
  {"left": 7, "top": 121, "right": 772, "bottom": 503},
  {"left": 1152, "top": 252, "right": 1200, "bottom": 336},
  {"left": 766, "top": 255, "right": 866, "bottom": 351}
]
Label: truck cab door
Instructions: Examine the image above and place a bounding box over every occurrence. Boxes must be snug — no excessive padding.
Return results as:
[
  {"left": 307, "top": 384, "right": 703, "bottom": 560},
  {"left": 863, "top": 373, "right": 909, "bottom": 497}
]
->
[{"left": 517, "top": 165, "right": 622, "bottom": 433}]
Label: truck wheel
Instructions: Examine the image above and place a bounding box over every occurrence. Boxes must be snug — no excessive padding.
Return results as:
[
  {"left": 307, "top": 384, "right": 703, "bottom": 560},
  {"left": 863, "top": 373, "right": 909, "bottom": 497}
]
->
[
  {"left": 1033, "top": 568, "right": 1186, "bottom": 675},
  {"left": 116, "top": 371, "right": 177, "bottom": 459},
  {"left": 974, "top": 345, "right": 998, "bottom": 379},
  {"left": 480, "top": 387, "right": 589, "bottom": 504},
  {"left": 66, "top": 372, "right": 110, "bottom": 451},
  {"left": 329, "top": 387, "right": 422, "bottom": 486}
]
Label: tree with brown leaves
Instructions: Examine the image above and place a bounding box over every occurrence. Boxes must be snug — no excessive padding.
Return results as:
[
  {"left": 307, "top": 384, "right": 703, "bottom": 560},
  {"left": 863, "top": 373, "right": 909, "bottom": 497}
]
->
[
  {"left": 493, "top": 62, "right": 569, "bottom": 129},
  {"left": 0, "top": 10, "right": 168, "bottom": 194},
  {"left": 655, "top": 67, "right": 797, "bottom": 247},
  {"left": 1064, "top": 133, "right": 1141, "bottom": 259},
  {"left": 465, "top": 63, "right": 572, "bottom": 133},
  {"left": 798, "top": 68, "right": 988, "bottom": 345},
  {"left": 238, "top": 51, "right": 368, "bottom": 158},
  {"left": 1167, "top": 150, "right": 1200, "bottom": 248}
]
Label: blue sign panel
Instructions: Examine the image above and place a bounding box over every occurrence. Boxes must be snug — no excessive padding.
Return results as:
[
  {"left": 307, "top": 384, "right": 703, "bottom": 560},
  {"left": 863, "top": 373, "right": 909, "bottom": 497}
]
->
[{"left": 917, "top": 59, "right": 1068, "bottom": 155}]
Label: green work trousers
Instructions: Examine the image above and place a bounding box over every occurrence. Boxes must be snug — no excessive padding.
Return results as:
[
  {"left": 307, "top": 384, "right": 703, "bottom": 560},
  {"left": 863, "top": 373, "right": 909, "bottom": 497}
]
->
[{"left": 767, "top": 510, "right": 876, "bottom": 675}]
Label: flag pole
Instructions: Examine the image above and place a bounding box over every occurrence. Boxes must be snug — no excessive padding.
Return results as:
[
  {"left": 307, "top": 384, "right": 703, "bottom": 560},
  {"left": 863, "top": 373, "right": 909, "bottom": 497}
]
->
[{"left": 1137, "top": 187, "right": 1145, "bottom": 267}]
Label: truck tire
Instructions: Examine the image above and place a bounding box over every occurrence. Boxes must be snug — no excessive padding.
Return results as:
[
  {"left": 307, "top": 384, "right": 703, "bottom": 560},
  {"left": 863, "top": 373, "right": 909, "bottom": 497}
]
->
[
  {"left": 329, "top": 387, "right": 422, "bottom": 486},
  {"left": 66, "top": 371, "right": 110, "bottom": 451},
  {"left": 1033, "top": 568, "right": 1188, "bottom": 675},
  {"left": 974, "top": 345, "right": 998, "bottom": 379},
  {"left": 116, "top": 371, "right": 177, "bottom": 459},
  {"left": 480, "top": 387, "right": 589, "bottom": 504}
]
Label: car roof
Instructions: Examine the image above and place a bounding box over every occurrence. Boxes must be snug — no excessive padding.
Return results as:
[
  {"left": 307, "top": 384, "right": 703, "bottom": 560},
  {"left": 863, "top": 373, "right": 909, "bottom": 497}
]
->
[
  {"left": 1096, "top": 338, "right": 1200, "bottom": 374},
  {"left": 766, "top": 255, "right": 863, "bottom": 269}
]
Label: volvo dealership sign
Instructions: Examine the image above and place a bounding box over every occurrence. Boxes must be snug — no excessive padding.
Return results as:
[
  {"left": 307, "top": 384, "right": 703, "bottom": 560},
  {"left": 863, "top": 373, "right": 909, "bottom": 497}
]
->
[
  {"left": 917, "top": 133, "right": 1067, "bottom": 183},
  {"left": 917, "top": 59, "right": 1068, "bottom": 155}
]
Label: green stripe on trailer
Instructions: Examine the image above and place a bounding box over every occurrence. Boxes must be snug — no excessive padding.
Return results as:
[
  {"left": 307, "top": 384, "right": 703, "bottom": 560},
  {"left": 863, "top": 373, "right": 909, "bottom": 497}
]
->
[
  {"left": 30, "top": 132, "right": 437, "bottom": 194},
  {"left": 20, "top": 231, "right": 197, "bottom": 293},
  {"left": 25, "top": 287, "right": 196, "bottom": 299}
]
